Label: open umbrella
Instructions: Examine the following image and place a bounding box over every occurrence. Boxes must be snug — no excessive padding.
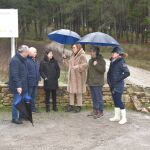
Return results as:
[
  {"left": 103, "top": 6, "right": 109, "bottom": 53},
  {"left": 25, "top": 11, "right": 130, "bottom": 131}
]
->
[
  {"left": 48, "top": 29, "right": 81, "bottom": 45},
  {"left": 78, "top": 32, "right": 119, "bottom": 46},
  {"left": 15, "top": 93, "right": 34, "bottom": 126}
]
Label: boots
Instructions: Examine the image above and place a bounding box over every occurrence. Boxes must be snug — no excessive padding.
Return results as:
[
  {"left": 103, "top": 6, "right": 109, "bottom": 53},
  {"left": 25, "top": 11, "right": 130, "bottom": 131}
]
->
[
  {"left": 87, "top": 108, "right": 97, "bottom": 117},
  {"left": 12, "top": 119, "right": 23, "bottom": 124},
  {"left": 65, "top": 105, "right": 74, "bottom": 112},
  {"left": 119, "top": 109, "right": 127, "bottom": 125},
  {"left": 109, "top": 107, "right": 120, "bottom": 122},
  {"left": 46, "top": 104, "right": 50, "bottom": 112},
  {"left": 74, "top": 106, "right": 81, "bottom": 113},
  {"left": 93, "top": 111, "right": 104, "bottom": 119},
  {"left": 53, "top": 107, "right": 58, "bottom": 112},
  {"left": 53, "top": 103, "right": 58, "bottom": 112}
]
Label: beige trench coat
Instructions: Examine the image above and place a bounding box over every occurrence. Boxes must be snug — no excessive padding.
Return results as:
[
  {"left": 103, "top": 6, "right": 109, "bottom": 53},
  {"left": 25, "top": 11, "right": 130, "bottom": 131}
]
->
[{"left": 64, "top": 49, "right": 88, "bottom": 94}]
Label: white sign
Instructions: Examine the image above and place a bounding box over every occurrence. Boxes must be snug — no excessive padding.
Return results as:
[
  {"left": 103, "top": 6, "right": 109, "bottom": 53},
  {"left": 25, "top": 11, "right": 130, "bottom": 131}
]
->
[{"left": 0, "top": 9, "right": 18, "bottom": 38}]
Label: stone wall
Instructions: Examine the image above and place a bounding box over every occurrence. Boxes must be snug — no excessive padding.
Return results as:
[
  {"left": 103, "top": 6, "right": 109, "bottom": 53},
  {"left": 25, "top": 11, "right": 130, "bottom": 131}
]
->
[{"left": 0, "top": 84, "right": 150, "bottom": 112}]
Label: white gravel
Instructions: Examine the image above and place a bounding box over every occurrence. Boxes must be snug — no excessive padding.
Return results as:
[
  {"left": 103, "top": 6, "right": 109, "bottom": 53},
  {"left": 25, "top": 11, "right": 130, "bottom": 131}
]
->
[{"left": 0, "top": 111, "right": 150, "bottom": 150}]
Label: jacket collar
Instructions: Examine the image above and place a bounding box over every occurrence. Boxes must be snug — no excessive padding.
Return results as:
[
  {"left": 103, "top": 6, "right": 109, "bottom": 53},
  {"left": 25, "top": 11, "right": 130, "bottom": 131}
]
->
[
  {"left": 28, "top": 56, "right": 33, "bottom": 59},
  {"left": 28, "top": 56, "right": 36, "bottom": 61},
  {"left": 44, "top": 57, "right": 55, "bottom": 63},
  {"left": 111, "top": 57, "right": 124, "bottom": 64},
  {"left": 72, "top": 49, "right": 85, "bottom": 59},
  {"left": 16, "top": 53, "right": 26, "bottom": 62},
  {"left": 91, "top": 54, "right": 103, "bottom": 61}
]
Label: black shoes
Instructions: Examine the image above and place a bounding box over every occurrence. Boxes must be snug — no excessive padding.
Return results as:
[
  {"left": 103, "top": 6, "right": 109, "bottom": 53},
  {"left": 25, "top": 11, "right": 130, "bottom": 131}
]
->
[
  {"left": 46, "top": 105, "right": 50, "bottom": 112},
  {"left": 46, "top": 105, "right": 58, "bottom": 112},
  {"left": 87, "top": 109, "right": 97, "bottom": 117},
  {"left": 65, "top": 105, "right": 74, "bottom": 112},
  {"left": 74, "top": 106, "right": 81, "bottom": 113},
  {"left": 12, "top": 119, "right": 23, "bottom": 124},
  {"left": 53, "top": 108, "right": 58, "bottom": 112},
  {"left": 93, "top": 111, "right": 104, "bottom": 119},
  {"left": 65, "top": 105, "right": 81, "bottom": 113}
]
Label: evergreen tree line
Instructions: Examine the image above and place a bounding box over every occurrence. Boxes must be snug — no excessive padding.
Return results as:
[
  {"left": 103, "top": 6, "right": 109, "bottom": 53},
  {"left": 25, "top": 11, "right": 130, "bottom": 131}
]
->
[{"left": 0, "top": 0, "right": 149, "bottom": 43}]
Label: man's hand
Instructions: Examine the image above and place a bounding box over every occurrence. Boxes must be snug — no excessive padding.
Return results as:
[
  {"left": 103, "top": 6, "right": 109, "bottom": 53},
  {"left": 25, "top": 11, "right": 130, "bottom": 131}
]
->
[
  {"left": 17, "top": 88, "right": 22, "bottom": 95},
  {"left": 93, "top": 61, "right": 98, "bottom": 66},
  {"left": 45, "top": 78, "right": 48, "bottom": 81},
  {"left": 62, "top": 54, "right": 67, "bottom": 59}
]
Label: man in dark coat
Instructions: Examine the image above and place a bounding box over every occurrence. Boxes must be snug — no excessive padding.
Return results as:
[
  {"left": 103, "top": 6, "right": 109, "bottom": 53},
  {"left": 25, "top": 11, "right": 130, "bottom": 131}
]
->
[
  {"left": 87, "top": 46, "right": 106, "bottom": 119},
  {"left": 40, "top": 50, "right": 60, "bottom": 112},
  {"left": 27, "top": 47, "right": 40, "bottom": 112},
  {"left": 9, "top": 45, "right": 29, "bottom": 124},
  {"left": 107, "top": 47, "right": 130, "bottom": 125}
]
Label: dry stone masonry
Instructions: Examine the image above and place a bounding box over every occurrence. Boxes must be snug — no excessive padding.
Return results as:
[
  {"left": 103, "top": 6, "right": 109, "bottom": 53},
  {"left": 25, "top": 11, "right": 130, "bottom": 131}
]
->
[{"left": 0, "top": 83, "right": 150, "bottom": 113}]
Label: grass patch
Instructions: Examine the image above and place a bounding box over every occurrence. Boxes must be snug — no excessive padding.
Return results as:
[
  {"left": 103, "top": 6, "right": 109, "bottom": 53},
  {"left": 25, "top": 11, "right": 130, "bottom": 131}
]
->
[
  {"left": 0, "top": 107, "right": 11, "bottom": 112},
  {"left": 99, "top": 43, "right": 150, "bottom": 71},
  {"left": 59, "top": 70, "right": 68, "bottom": 86}
]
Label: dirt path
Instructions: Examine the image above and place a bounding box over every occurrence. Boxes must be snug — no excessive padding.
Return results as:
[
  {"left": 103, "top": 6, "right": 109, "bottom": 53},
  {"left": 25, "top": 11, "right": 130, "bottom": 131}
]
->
[
  {"left": 47, "top": 42, "right": 150, "bottom": 87},
  {"left": 0, "top": 111, "right": 150, "bottom": 150}
]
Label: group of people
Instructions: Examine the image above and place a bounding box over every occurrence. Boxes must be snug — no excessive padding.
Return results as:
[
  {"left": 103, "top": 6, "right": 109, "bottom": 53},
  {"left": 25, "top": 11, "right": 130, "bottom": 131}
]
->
[{"left": 9, "top": 43, "right": 130, "bottom": 125}]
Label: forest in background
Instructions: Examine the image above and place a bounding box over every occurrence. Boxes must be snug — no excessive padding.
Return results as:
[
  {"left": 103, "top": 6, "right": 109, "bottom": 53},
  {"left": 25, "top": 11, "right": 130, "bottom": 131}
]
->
[
  {"left": 0, "top": 0, "right": 150, "bottom": 81},
  {"left": 0, "top": 0, "right": 149, "bottom": 43}
]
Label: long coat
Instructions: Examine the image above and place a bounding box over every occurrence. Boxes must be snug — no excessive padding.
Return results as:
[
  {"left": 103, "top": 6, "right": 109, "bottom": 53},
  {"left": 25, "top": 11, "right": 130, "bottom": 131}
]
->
[
  {"left": 26, "top": 57, "right": 40, "bottom": 87},
  {"left": 64, "top": 49, "right": 88, "bottom": 94},
  {"left": 107, "top": 57, "right": 130, "bottom": 93},
  {"left": 9, "top": 53, "right": 28, "bottom": 93},
  {"left": 40, "top": 58, "right": 60, "bottom": 91},
  {"left": 87, "top": 54, "right": 106, "bottom": 86}
]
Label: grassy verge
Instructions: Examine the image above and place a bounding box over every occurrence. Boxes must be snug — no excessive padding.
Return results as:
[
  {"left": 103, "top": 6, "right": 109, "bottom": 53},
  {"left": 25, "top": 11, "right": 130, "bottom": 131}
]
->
[
  {"left": 58, "top": 70, "right": 68, "bottom": 86},
  {"left": 0, "top": 107, "right": 11, "bottom": 112},
  {"left": 99, "top": 43, "right": 150, "bottom": 71}
]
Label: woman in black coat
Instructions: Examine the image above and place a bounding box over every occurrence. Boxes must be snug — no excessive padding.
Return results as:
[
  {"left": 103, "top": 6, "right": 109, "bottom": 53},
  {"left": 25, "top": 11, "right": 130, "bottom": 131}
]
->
[{"left": 40, "top": 50, "right": 60, "bottom": 112}]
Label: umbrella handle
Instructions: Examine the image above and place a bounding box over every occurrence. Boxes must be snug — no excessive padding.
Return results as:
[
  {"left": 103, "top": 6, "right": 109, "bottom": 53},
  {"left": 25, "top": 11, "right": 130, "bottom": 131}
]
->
[{"left": 62, "top": 45, "right": 65, "bottom": 54}]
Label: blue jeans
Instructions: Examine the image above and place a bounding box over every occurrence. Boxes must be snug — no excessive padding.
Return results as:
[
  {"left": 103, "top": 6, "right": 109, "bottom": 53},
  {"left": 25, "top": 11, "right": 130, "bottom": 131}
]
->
[
  {"left": 28, "top": 86, "right": 37, "bottom": 112},
  {"left": 112, "top": 91, "right": 125, "bottom": 109},
  {"left": 12, "top": 92, "right": 27, "bottom": 120},
  {"left": 90, "top": 86, "right": 104, "bottom": 112}
]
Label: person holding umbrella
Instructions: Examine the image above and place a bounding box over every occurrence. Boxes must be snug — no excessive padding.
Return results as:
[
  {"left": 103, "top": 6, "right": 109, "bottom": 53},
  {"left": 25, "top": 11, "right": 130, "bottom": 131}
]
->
[
  {"left": 40, "top": 49, "right": 60, "bottom": 112},
  {"left": 87, "top": 46, "right": 106, "bottom": 119},
  {"left": 9, "top": 45, "right": 29, "bottom": 124},
  {"left": 107, "top": 47, "right": 130, "bottom": 125},
  {"left": 63, "top": 44, "right": 88, "bottom": 113}
]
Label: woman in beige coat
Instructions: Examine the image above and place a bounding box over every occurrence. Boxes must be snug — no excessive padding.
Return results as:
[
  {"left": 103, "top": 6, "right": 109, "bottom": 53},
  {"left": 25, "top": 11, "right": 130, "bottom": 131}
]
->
[{"left": 63, "top": 44, "right": 88, "bottom": 113}]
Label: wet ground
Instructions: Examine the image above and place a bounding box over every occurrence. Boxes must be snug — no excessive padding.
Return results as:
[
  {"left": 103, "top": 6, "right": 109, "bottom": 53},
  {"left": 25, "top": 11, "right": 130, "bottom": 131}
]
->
[{"left": 0, "top": 110, "right": 150, "bottom": 150}]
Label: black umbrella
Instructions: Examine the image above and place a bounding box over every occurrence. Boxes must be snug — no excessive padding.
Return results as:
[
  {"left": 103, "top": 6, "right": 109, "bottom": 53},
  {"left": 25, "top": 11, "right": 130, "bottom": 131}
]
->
[
  {"left": 24, "top": 96, "right": 34, "bottom": 126},
  {"left": 15, "top": 94, "right": 34, "bottom": 126},
  {"left": 78, "top": 32, "right": 120, "bottom": 46}
]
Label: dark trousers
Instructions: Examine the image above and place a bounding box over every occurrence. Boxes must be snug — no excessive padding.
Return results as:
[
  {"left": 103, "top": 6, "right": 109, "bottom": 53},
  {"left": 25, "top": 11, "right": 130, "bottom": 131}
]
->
[
  {"left": 28, "top": 86, "right": 37, "bottom": 112},
  {"left": 45, "top": 89, "right": 57, "bottom": 110},
  {"left": 90, "top": 86, "right": 104, "bottom": 112},
  {"left": 112, "top": 91, "right": 125, "bottom": 109}
]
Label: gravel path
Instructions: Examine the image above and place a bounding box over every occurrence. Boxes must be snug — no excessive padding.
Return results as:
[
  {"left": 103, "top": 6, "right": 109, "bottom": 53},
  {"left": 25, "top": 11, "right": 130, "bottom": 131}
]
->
[
  {"left": 0, "top": 42, "right": 149, "bottom": 150},
  {"left": 47, "top": 42, "right": 150, "bottom": 88},
  {"left": 0, "top": 111, "right": 150, "bottom": 150}
]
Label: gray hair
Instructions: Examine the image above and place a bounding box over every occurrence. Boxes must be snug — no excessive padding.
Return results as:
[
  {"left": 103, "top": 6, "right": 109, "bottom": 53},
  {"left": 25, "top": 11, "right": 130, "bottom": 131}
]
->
[
  {"left": 29, "top": 47, "right": 37, "bottom": 52},
  {"left": 18, "top": 45, "right": 29, "bottom": 53}
]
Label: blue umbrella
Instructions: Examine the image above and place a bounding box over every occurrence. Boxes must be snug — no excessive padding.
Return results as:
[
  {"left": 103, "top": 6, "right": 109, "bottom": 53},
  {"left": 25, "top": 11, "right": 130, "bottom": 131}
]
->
[
  {"left": 78, "top": 32, "right": 120, "bottom": 46},
  {"left": 48, "top": 29, "right": 81, "bottom": 45}
]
